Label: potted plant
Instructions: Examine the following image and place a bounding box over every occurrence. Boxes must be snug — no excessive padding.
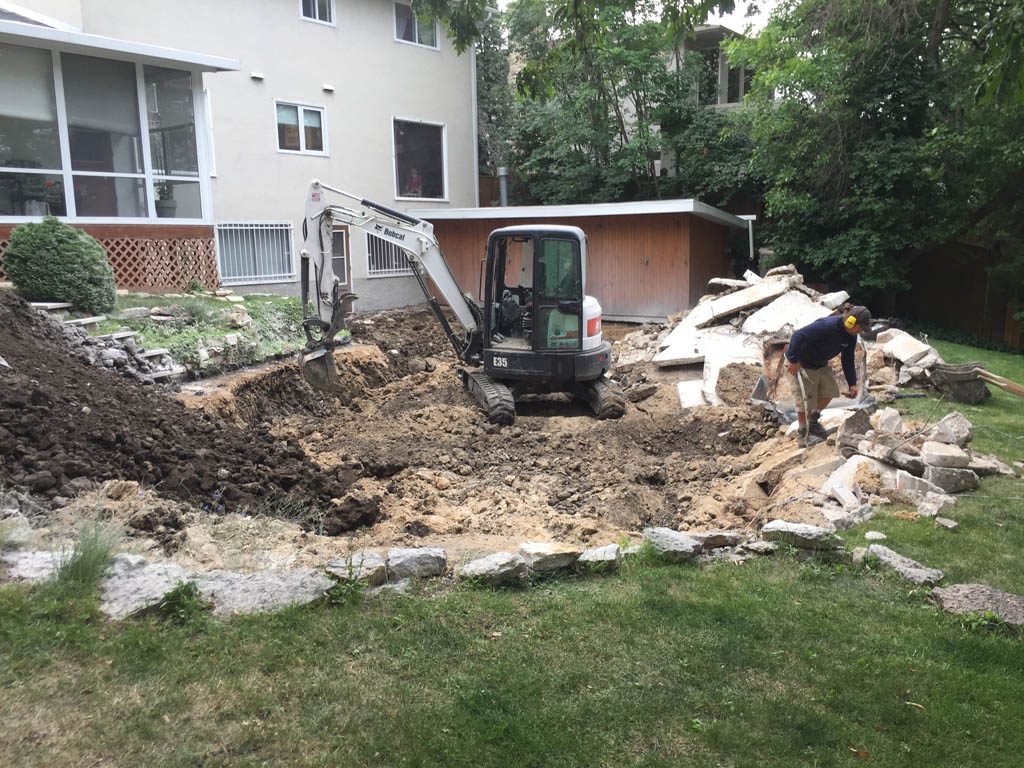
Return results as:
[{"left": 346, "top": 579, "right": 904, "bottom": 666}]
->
[{"left": 155, "top": 181, "right": 177, "bottom": 218}]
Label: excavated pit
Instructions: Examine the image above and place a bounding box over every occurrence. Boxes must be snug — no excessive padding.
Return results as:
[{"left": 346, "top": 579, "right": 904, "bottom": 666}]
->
[{"left": 1, "top": 293, "right": 777, "bottom": 563}]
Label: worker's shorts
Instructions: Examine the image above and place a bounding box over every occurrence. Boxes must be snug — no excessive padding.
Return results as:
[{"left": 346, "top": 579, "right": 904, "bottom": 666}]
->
[{"left": 790, "top": 365, "right": 840, "bottom": 408}]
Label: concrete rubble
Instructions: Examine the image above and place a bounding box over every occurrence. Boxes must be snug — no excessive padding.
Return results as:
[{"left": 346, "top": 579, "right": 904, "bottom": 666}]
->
[
  {"left": 617, "top": 262, "right": 958, "bottom": 412},
  {"left": 867, "top": 544, "right": 944, "bottom": 585},
  {"left": 932, "top": 584, "right": 1024, "bottom": 626}
]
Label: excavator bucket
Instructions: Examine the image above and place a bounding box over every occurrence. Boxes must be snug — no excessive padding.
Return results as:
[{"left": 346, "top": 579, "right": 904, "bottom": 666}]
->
[{"left": 300, "top": 346, "right": 349, "bottom": 396}]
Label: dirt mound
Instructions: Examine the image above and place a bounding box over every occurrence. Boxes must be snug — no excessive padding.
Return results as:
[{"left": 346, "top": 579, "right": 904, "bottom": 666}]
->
[{"left": 0, "top": 290, "right": 370, "bottom": 530}]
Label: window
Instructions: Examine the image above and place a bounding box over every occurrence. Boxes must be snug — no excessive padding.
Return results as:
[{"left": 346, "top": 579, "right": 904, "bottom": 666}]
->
[
  {"left": 394, "top": 3, "right": 437, "bottom": 48},
  {"left": 393, "top": 119, "right": 445, "bottom": 199},
  {"left": 301, "top": 0, "right": 334, "bottom": 25},
  {"left": 276, "top": 102, "right": 326, "bottom": 154},
  {"left": 366, "top": 232, "right": 413, "bottom": 278},
  {"left": 145, "top": 66, "right": 200, "bottom": 218},
  {"left": 0, "top": 44, "right": 64, "bottom": 216},
  {"left": 62, "top": 53, "right": 147, "bottom": 217},
  {"left": 331, "top": 228, "right": 349, "bottom": 285},
  {"left": 216, "top": 223, "right": 295, "bottom": 285}
]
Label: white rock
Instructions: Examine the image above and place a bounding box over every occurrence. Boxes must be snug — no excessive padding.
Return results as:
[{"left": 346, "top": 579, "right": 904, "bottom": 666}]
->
[
  {"left": 923, "top": 466, "right": 980, "bottom": 494},
  {"left": 934, "top": 517, "right": 958, "bottom": 531},
  {"left": 743, "top": 269, "right": 762, "bottom": 284},
  {"left": 865, "top": 531, "right": 887, "bottom": 541},
  {"left": 916, "top": 491, "right": 956, "bottom": 518},
  {"left": 921, "top": 441, "right": 970, "bottom": 468},
  {"left": 822, "top": 455, "right": 898, "bottom": 496},
  {"left": 519, "top": 542, "right": 581, "bottom": 571},
  {"left": 686, "top": 277, "right": 797, "bottom": 329},
  {"left": 966, "top": 452, "right": 1016, "bottom": 477},
  {"left": 100, "top": 554, "right": 190, "bottom": 620},
  {"left": 194, "top": 569, "right": 334, "bottom": 616},
  {"left": 739, "top": 540, "right": 778, "bottom": 555},
  {"left": 676, "top": 379, "right": 707, "bottom": 409},
  {"left": 642, "top": 527, "right": 701, "bottom": 562},
  {"left": 760, "top": 520, "right": 842, "bottom": 550},
  {"left": 868, "top": 544, "right": 944, "bottom": 585},
  {"left": 701, "top": 331, "right": 762, "bottom": 405},
  {"left": 325, "top": 552, "right": 387, "bottom": 586},
  {"left": 0, "top": 512, "right": 34, "bottom": 547},
  {"left": 821, "top": 503, "right": 873, "bottom": 530},
  {"left": 829, "top": 481, "right": 862, "bottom": 510},
  {"left": 690, "top": 531, "right": 744, "bottom": 550},
  {"left": 458, "top": 552, "right": 527, "bottom": 585},
  {"left": 387, "top": 547, "right": 447, "bottom": 580}
]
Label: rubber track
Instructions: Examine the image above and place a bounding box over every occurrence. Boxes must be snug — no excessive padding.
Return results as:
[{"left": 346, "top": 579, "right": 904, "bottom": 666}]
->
[
  {"left": 579, "top": 377, "right": 626, "bottom": 419},
  {"left": 464, "top": 370, "right": 517, "bottom": 425}
]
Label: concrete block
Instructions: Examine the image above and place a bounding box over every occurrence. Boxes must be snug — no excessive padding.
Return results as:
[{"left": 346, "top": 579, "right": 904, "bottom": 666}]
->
[
  {"left": 870, "top": 407, "right": 904, "bottom": 434},
  {"left": 677, "top": 379, "right": 707, "bottom": 410},
  {"left": 896, "top": 469, "right": 945, "bottom": 497},
  {"left": 926, "top": 412, "right": 973, "bottom": 446},
  {"left": 760, "top": 520, "right": 842, "bottom": 550},
  {"left": 921, "top": 441, "right": 970, "bottom": 469},
  {"left": 881, "top": 331, "right": 934, "bottom": 365},
  {"left": 823, "top": 455, "right": 898, "bottom": 496},
  {"left": 685, "top": 277, "right": 797, "bottom": 329},
  {"left": 820, "top": 291, "right": 849, "bottom": 309},
  {"left": 923, "top": 466, "right": 979, "bottom": 494}
]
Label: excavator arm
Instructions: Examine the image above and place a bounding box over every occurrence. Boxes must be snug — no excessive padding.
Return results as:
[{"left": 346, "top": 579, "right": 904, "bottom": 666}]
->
[{"left": 298, "top": 180, "right": 484, "bottom": 395}]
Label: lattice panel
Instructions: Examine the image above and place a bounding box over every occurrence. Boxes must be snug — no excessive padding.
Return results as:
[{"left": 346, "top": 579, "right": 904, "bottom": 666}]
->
[{"left": 0, "top": 234, "right": 218, "bottom": 292}]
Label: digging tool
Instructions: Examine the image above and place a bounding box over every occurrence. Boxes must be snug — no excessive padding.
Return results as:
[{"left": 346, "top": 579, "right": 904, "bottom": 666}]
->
[{"left": 976, "top": 368, "right": 1024, "bottom": 399}]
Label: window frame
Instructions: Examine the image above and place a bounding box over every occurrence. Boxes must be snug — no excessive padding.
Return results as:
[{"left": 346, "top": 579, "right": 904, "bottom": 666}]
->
[
  {"left": 274, "top": 100, "right": 329, "bottom": 157},
  {"left": 0, "top": 43, "right": 212, "bottom": 225},
  {"left": 393, "top": 2, "right": 440, "bottom": 51},
  {"left": 299, "top": 0, "right": 336, "bottom": 27},
  {"left": 365, "top": 231, "right": 414, "bottom": 279},
  {"left": 391, "top": 116, "right": 448, "bottom": 202}
]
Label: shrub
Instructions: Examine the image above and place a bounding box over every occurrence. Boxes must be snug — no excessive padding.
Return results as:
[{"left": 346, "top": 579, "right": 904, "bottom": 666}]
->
[{"left": 3, "top": 217, "right": 116, "bottom": 314}]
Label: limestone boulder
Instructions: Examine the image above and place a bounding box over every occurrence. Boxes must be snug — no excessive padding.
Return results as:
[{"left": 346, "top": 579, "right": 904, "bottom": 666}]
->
[
  {"left": 519, "top": 542, "right": 581, "bottom": 572},
  {"left": 458, "top": 552, "right": 527, "bottom": 585},
  {"left": 643, "top": 527, "right": 701, "bottom": 562},
  {"left": 923, "top": 466, "right": 980, "bottom": 494},
  {"left": 921, "top": 441, "right": 970, "bottom": 469},
  {"left": 194, "top": 569, "right": 335, "bottom": 616},
  {"left": 868, "top": 544, "right": 944, "bottom": 585},
  {"left": 760, "top": 520, "right": 842, "bottom": 550},
  {"left": 387, "top": 547, "right": 448, "bottom": 580},
  {"left": 325, "top": 552, "right": 387, "bottom": 586}
]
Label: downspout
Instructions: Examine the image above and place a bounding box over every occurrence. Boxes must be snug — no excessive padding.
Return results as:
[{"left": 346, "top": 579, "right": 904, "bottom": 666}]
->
[{"left": 497, "top": 166, "right": 509, "bottom": 207}]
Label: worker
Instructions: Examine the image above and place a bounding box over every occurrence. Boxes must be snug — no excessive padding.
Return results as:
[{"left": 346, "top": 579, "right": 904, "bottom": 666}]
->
[{"left": 785, "top": 305, "right": 871, "bottom": 446}]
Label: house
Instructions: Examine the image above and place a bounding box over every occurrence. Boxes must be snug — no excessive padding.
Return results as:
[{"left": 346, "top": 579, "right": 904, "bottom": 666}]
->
[
  {"left": 683, "top": 24, "right": 751, "bottom": 109},
  {"left": 1, "top": 0, "right": 479, "bottom": 309},
  {"left": 419, "top": 200, "right": 754, "bottom": 321}
]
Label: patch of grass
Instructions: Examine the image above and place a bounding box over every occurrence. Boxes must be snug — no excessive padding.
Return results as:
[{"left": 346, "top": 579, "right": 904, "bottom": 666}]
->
[
  {"left": 154, "top": 581, "right": 211, "bottom": 626},
  {"left": 44, "top": 525, "right": 115, "bottom": 600}
]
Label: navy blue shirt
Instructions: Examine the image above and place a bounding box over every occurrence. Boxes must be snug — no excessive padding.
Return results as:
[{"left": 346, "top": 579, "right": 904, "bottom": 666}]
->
[{"left": 785, "top": 315, "right": 858, "bottom": 385}]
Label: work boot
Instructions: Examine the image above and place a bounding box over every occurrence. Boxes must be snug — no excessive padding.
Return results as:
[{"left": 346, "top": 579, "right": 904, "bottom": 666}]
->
[
  {"left": 797, "top": 433, "right": 825, "bottom": 449},
  {"left": 808, "top": 415, "right": 828, "bottom": 441}
]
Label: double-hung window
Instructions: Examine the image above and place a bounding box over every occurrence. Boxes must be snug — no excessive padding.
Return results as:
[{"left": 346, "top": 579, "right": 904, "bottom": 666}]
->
[
  {"left": 276, "top": 102, "right": 326, "bottom": 155},
  {"left": 301, "top": 0, "right": 334, "bottom": 25},
  {"left": 394, "top": 2, "right": 438, "bottom": 48}
]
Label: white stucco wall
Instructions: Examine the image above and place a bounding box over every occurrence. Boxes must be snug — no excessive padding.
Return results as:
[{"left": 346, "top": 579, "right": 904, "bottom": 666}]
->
[
  {"left": 56, "top": 0, "right": 477, "bottom": 307},
  {"left": 5, "top": 0, "right": 83, "bottom": 28}
]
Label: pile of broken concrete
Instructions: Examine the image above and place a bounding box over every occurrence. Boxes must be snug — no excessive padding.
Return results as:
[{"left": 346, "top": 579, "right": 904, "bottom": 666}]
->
[{"left": 618, "top": 263, "right": 955, "bottom": 409}]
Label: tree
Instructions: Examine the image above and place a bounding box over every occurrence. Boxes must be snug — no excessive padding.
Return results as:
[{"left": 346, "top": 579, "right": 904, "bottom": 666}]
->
[
  {"left": 476, "top": 10, "right": 515, "bottom": 175},
  {"left": 728, "top": 0, "right": 1024, "bottom": 308}
]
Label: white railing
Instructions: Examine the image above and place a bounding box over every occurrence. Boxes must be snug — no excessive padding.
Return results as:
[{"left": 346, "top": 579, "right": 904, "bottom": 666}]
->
[
  {"left": 366, "top": 232, "right": 413, "bottom": 278},
  {"left": 215, "top": 222, "right": 295, "bottom": 285}
]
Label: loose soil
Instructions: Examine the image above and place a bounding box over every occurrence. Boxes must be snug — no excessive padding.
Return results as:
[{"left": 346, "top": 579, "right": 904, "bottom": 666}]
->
[{"left": 2, "top": 290, "right": 778, "bottom": 564}]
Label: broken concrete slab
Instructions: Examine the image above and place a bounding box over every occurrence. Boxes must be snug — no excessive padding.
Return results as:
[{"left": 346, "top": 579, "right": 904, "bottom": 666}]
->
[
  {"left": 966, "top": 452, "right": 1016, "bottom": 477},
  {"left": 654, "top": 324, "right": 736, "bottom": 367},
  {"left": 925, "top": 412, "right": 973, "bottom": 446},
  {"left": 739, "top": 540, "right": 778, "bottom": 555},
  {"left": 387, "top": 547, "right": 448, "bottom": 580},
  {"left": 702, "top": 332, "right": 762, "bottom": 405},
  {"left": 1, "top": 549, "right": 61, "bottom": 582},
  {"left": 820, "top": 291, "right": 850, "bottom": 310},
  {"left": 685, "top": 277, "right": 798, "bottom": 329},
  {"left": 740, "top": 290, "right": 832, "bottom": 335},
  {"left": 934, "top": 517, "right": 958, "bottom": 531},
  {"left": 458, "top": 552, "right": 527, "bottom": 585},
  {"left": 896, "top": 469, "right": 946, "bottom": 497},
  {"left": 916, "top": 491, "right": 956, "bottom": 518},
  {"left": 677, "top": 379, "right": 707, "bottom": 409},
  {"left": 849, "top": 438, "right": 925, "bottom": 475},
  {"left": 923, "top": 466, "right": 980, "bottom": 494},
  {"left": 194, "top": 569, "right": 335, "bottom": 616},
  {"left": 822, "top": 455, "right": 898, "bottom": 496},
  {"left": 868, "top": 544, "right": 944, "bottom": 585},
  {"left": 764, "top": 264, "right": 799, "bottom": 278},
  {"left": 921, "top": 441, "right": 970, "bottom": 469},
  {"left": 519, "top": 542, "right": 581, "bottom": 571},
  {"left": 325, "top": 552, "right": 387, "bottom": 586},
  {"left": 870, "top": 408, "right": 904, "bottom": 434},
  {"left": 743, "top": 269, "right": 762, "bottom": 284},
  {"left": 880, "top": 330, "right": 934, "bottom": 366},
  {"left": 760, "top": 520, "right": 842, "bottom": 550},
  {"left": 100, "top": 554, "right": 189, "bottom": 620},
  {"left": 932, "top": 583, "right": 1024, "bottom": 626},
  {"left": 865, "top": 531, "right": 887, "bottom": 541},
  {"left": 821, "top": 503, "right": 873, "bottom": 530},
  {"left": 707, "top": 277, "right": 749, "bottom": 293},
  {"left": 643, "top": 527, "right": 701, "bottom": 562},
  {"left": 578, "top": 543, "right": 622, "bottom": 568}
]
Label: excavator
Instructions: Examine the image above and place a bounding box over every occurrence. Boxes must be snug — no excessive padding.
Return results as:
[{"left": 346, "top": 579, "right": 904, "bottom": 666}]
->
[{"left": 298, "top": 179, "right": 625, "bottom": 425}]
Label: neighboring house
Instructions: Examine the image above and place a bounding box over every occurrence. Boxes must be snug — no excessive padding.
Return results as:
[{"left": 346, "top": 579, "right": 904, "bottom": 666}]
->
[
  {"left": 1, "top": 0, "right": 479, "bottom": 309},
  {"left": 683, "top": 24, "right": 751, "bottom": 110}
]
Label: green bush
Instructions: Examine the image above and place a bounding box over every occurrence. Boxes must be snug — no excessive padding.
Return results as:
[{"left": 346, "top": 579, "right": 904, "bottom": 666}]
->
[{"left": 3, "top": 217, "right": 116, "bottom": 314}]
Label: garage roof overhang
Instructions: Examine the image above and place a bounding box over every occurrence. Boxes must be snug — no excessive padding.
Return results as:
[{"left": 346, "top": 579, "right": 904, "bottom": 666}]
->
[
  {"left": 417, "top": 199, "right": 751, "bottom": 231},
  {"left": 0, "top": 18, "right": 239, "bottom": 72}
]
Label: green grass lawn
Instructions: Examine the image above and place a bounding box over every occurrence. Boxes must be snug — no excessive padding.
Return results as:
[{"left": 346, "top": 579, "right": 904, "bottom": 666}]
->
[{"left": 2, "top": 341, "right": 1021, "bottom": 767}]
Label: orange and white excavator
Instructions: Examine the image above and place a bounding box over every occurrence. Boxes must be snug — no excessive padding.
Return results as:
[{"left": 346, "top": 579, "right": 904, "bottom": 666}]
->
[{"left": 298, "top": 179, "right": 624, "bottom": 424}]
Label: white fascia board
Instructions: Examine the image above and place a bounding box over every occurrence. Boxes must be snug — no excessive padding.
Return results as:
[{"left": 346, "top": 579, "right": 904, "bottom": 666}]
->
[
  {"left": 417, "top": 198, "right": 749, "bottom": 230},
  {"left": 0, "top": 19, "right": 238, "bottom": 71}
]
